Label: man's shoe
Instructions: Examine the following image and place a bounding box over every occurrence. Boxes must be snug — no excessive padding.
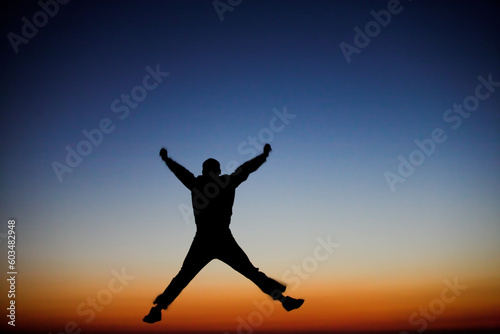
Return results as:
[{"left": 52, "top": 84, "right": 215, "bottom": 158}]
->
[
  {"left": 282, "top": 297, "right": 304, "bottom": 311},
  {"left": 143, "top": 306, "right": 162, "bottom": 323}
]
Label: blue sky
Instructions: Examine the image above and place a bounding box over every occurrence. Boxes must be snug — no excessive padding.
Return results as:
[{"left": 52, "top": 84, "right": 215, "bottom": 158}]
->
[{"left": 1, "top": 1, "right": 499, "bottom": 332}]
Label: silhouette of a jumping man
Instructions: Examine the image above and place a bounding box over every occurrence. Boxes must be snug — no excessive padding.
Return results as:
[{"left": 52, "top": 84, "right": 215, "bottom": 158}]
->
[{"left": 143, "top": 144, "right": 304, "bottom": 323}]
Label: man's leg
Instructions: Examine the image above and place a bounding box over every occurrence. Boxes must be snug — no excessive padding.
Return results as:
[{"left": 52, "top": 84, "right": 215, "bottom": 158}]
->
[
  {"left": 144, "top": 237, "right": 212, "bottom": 323},
  {"left": 217, "top": 234, "right": 304, "bottom": 311}
]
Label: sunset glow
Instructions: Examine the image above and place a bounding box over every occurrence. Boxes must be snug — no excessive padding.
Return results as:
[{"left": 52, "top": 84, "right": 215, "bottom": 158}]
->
[{"left": 2, "top": 1, "right": 499, "bottom": 333}]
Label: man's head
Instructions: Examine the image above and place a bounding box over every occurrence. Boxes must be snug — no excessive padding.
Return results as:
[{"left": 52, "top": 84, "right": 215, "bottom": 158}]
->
[{"left": 202, "top": 158, "right": 221, "bottom": 176}]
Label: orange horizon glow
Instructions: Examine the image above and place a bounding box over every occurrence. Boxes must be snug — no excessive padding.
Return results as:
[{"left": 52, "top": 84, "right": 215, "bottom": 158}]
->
[{"left": 9, "top": 269, "right": 500, "bottom": 333}]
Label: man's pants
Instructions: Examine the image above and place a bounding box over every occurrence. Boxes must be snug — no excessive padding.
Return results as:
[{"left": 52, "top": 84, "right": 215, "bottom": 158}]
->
[{"left": 154, "top": 231, "right": 284, "bottom": 309}]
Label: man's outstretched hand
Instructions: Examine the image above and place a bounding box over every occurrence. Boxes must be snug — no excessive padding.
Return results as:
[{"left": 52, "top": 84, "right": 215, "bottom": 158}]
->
[
  {"left": 159, "top": 148, "right": 168, "bottom": 161},
  {"left": 263, "top": 143, "right": 272, "bottom": 156},
  {"left": 161, "top": 145, "right": 269, "bottom": 161}
]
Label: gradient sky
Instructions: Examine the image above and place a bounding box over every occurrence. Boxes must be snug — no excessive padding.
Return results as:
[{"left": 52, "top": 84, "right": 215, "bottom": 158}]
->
[{"left": 1, "top": 1, "right": 499, "bottom": 333}]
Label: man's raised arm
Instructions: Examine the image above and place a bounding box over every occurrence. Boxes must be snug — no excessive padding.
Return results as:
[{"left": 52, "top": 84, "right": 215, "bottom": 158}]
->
[
  {"left": 231, "top": 144, "right": 272, "bottom": 187},
  {"left": 159, "top": 148, "right": 196, "bottom": 190}
]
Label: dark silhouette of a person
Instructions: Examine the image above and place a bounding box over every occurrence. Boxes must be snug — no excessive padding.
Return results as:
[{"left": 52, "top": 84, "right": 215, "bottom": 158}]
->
[{"left": 143, "top": 144, "right": 304, "bottom": 323}]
